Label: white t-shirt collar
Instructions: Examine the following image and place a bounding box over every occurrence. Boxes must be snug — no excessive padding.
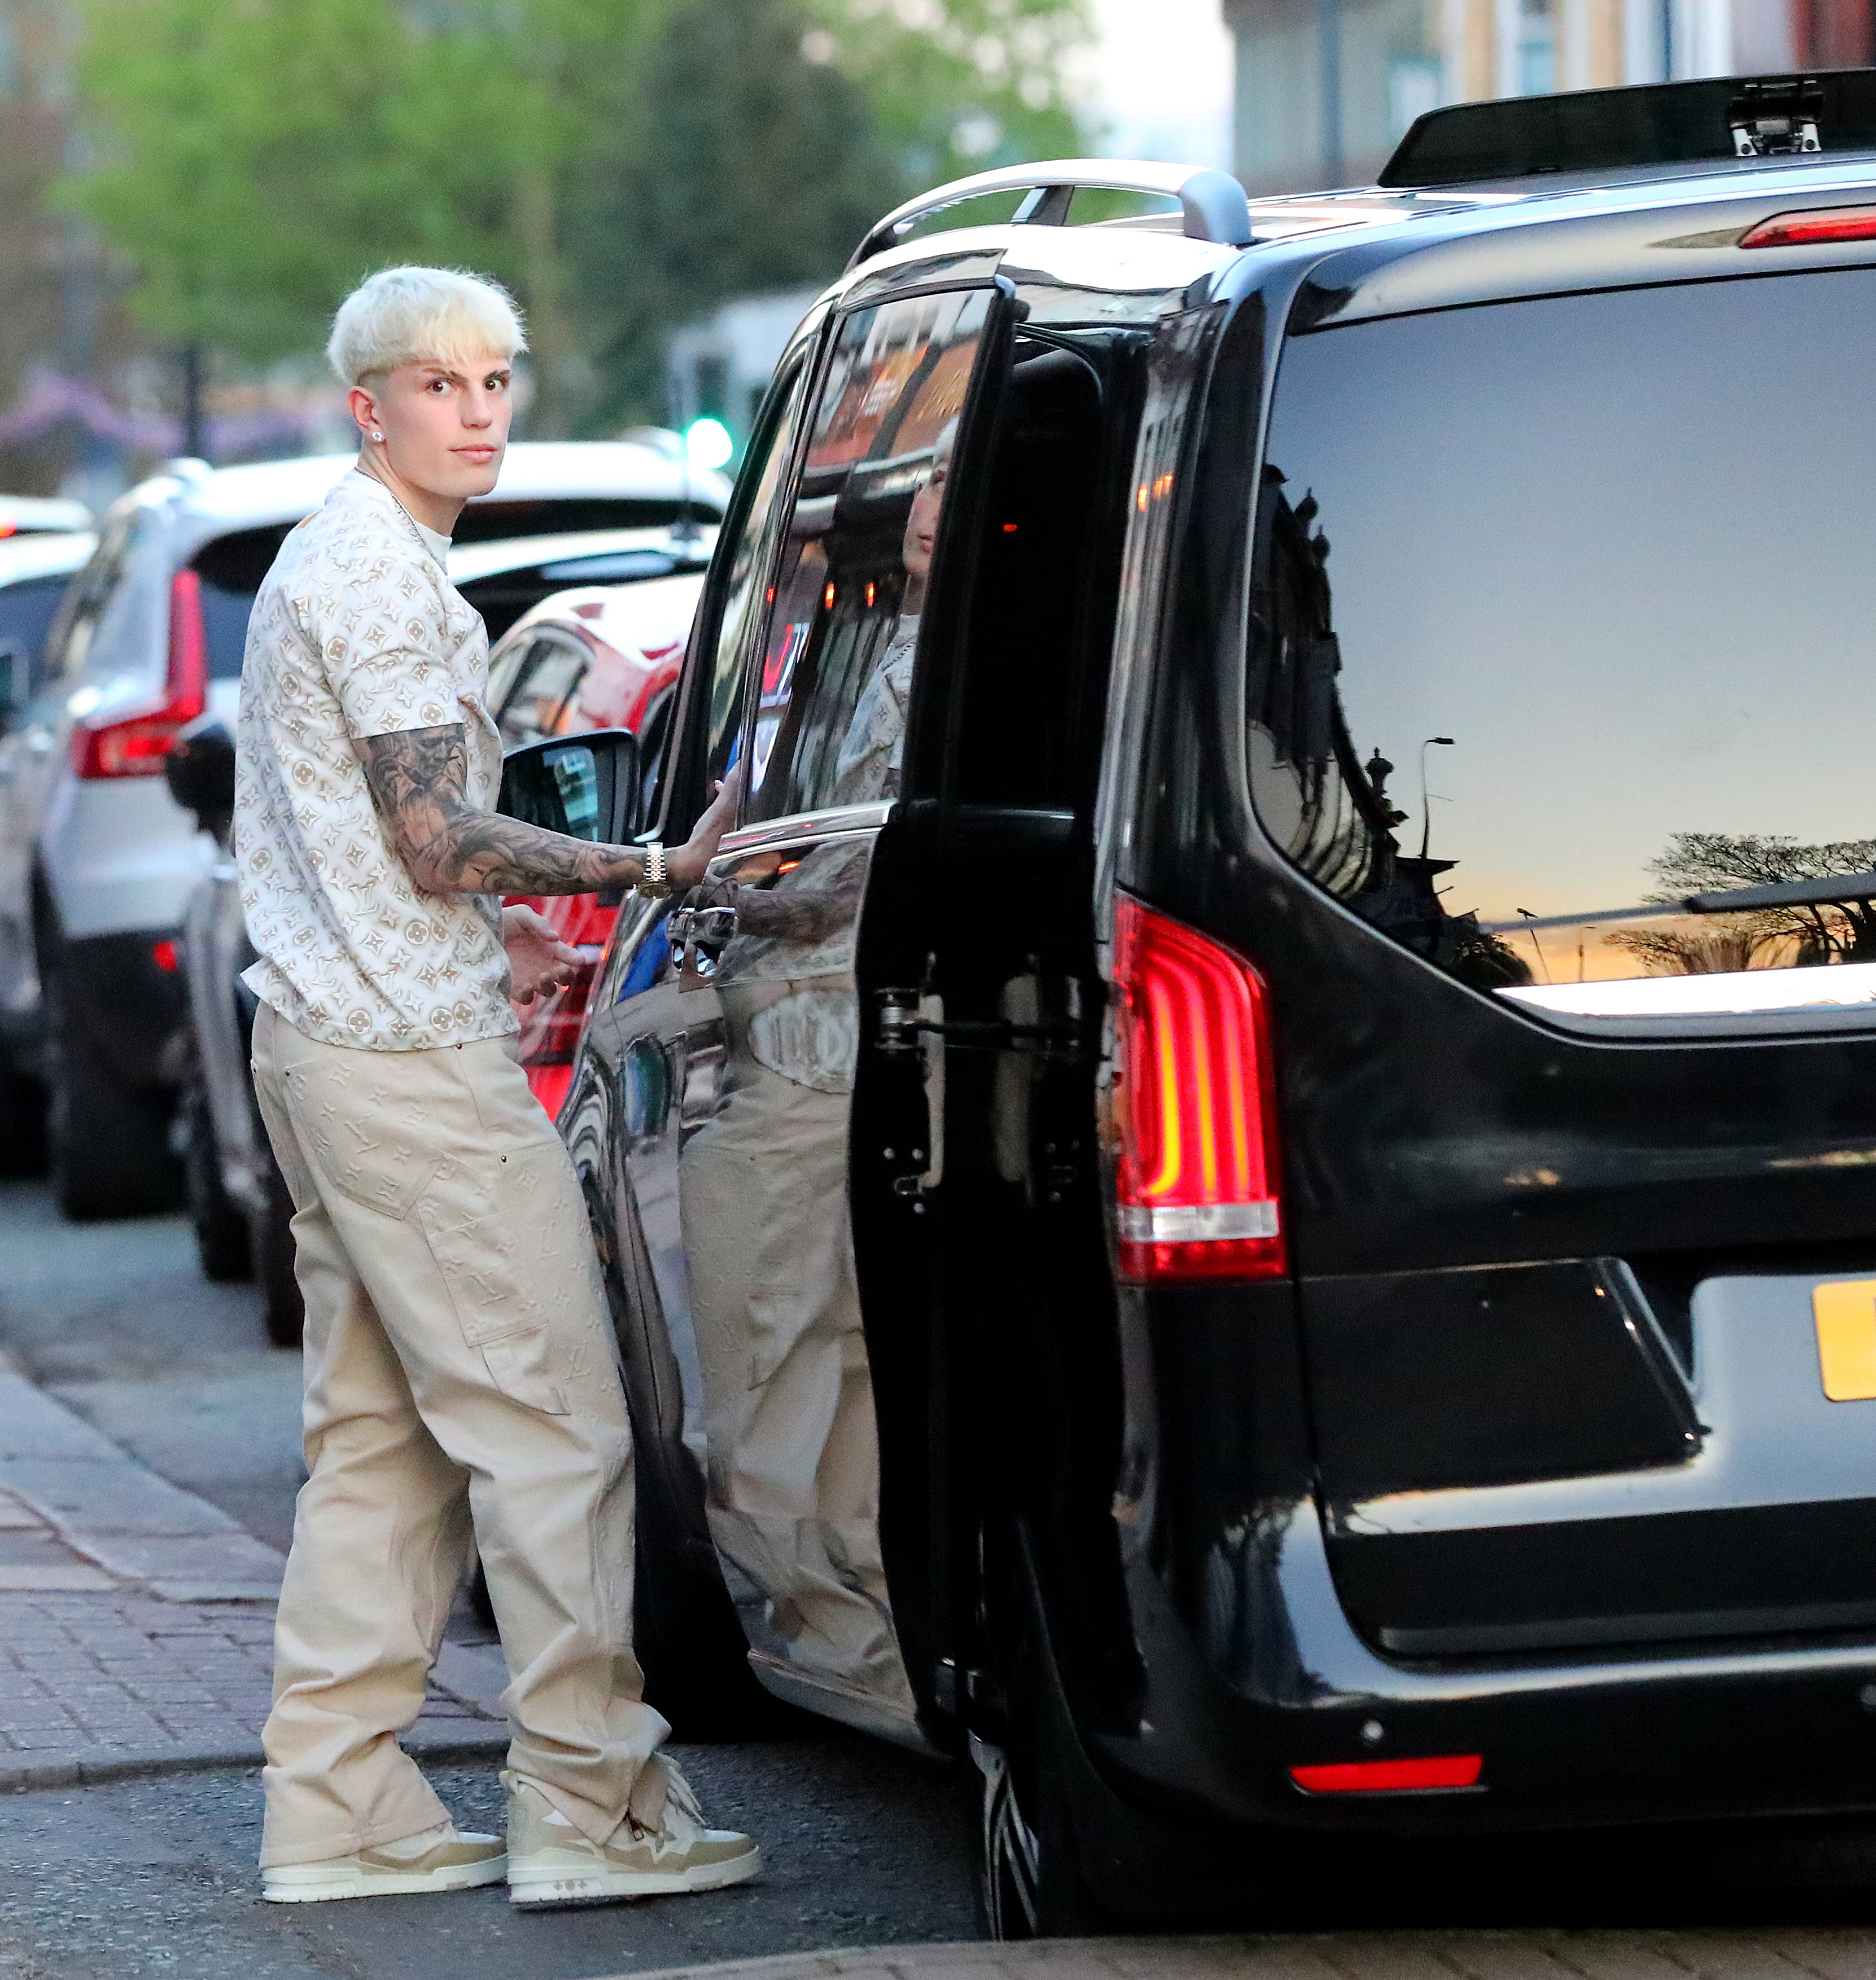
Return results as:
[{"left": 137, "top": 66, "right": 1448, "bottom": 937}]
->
[{"left": 347, "top": 467, "right": 453, "bottom": 565}]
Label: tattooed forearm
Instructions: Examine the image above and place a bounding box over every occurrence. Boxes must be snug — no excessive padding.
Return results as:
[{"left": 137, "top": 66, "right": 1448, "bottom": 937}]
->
[{"left": 355, "top": 724, "right": 645, "bottom": 896}]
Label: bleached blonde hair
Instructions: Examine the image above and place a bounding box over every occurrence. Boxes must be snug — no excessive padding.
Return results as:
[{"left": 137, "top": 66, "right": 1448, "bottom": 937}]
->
[{"left": 326, "top": 266, "right": 527, "bottom": 386}]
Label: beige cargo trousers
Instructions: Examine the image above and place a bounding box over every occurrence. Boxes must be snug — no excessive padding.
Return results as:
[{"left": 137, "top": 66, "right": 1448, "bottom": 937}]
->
[{"left": 250, "top": 1001, "right": 669, "bottom": 1869}]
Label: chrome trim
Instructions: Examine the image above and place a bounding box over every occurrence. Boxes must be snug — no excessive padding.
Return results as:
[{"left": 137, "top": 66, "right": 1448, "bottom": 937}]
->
[
  {"left": 1117, "top": 1201, "right": 1279, "bottom": 1243},
  {"left": 718, "top": 802, "right": 893, "bottom": 857}
]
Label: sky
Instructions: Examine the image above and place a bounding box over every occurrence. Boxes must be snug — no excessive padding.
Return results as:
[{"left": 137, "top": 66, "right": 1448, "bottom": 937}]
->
[{"left": 1075, "top": 0, "right": 1236, "bottom": 173}]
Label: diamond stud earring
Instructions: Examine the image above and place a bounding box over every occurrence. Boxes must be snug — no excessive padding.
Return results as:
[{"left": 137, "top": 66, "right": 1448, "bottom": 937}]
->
[{"left": 369, "top": 430, "right": 383, "bottom": 441}]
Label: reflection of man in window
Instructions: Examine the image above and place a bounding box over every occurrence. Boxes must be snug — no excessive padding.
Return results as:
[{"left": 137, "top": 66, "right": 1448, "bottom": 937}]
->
[{"left": 830, "top": 418, "right": 954, "bottom": 807}]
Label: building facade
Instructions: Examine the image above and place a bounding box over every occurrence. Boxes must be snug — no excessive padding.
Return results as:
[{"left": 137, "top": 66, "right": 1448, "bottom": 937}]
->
[{"left": 1223, "top": 0, "right": 1875, "bottom": 189}]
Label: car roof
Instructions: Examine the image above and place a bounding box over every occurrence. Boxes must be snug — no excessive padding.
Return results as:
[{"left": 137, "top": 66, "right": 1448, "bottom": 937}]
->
[
  {"left": 447, "top": 527, "right": 714, "bottom": 586},
  {"left": 0, "top": 496, "right": 92, "bottom": 537},
  {"left": 0, "top": 531, "right": 97, "bottom": 586},
  {"left": 123, "top": 442, "right": 734, "bottom": 537},
  {"left": 493, "top": 571, "right": 706, "bottom": 660},
  {"left": 830, "top": 145, "right": 1876, "bottom": 320}
]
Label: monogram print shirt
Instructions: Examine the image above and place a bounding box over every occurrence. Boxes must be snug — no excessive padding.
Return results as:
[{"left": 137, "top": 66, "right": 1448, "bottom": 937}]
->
[{"left": 234, "top": 469, "right": 516, "bottom": 1052}]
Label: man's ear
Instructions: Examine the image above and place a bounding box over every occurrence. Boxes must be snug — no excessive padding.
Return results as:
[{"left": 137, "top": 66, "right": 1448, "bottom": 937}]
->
[{"left": 348, "top": 381, "right": 381, "bottom": 441}]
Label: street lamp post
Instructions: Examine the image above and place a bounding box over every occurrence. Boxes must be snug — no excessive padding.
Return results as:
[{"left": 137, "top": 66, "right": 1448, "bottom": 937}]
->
[{"left": 1418, "top": 736, "right": 1454, "bottom": 860}]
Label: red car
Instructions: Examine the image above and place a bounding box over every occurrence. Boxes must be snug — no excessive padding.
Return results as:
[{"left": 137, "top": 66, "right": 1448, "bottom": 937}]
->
[{"left": 486, "top": 572, "right": 705, "bottom": 1117}]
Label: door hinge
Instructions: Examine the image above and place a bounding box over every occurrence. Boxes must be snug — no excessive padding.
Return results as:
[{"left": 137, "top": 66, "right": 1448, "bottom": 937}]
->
[{"left": 872, "top": 986, "right": 1082, "bottom": 1057}]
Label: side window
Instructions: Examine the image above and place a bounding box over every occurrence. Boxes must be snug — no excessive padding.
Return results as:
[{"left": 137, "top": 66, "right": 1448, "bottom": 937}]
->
[
  {"left": 700, "top": 361, "right": 812, "bottom": 788},
  {"left": 491, "top": 632, "right": 591, "bottom": 749},
  {"left": 44, "top": 512, "right": 133, "bottom": 684},
  {"left": 0, "top": 576, "right": 75, "bottom": 704},
  {"left": 748, "top": 289, "right": 992, "bottom": 824}
]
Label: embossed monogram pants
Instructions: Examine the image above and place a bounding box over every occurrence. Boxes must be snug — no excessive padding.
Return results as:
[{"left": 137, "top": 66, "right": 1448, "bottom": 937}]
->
[{"left": 250, "top": 1001, "right": 668, "bottom": 1867}]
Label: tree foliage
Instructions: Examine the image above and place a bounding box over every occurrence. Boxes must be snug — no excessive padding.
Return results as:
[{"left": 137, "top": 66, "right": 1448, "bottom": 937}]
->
[
  {"left": 1606, "top": 831, "right": 1876, "bottom": 974},
  {"left": 63, "top": 0, "right": 1089, "bottom": 432}
]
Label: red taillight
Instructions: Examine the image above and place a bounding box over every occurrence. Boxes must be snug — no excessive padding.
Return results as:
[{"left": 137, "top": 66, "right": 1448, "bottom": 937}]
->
[
  {"left": 151, "top": 939, "right": 180, "bottom": 974},
  {"left": 72, "top": 570, "right": 208, "bottom": 779},
  {"left": 1110, "top": 895, "right": 1285, "bottom": 1284},
  {"left": 1740, "top": 204, "right": 1876, "bottom": 248},
  {"left": 1290, "top": 1755, "right": 1483, "bottom": 1794}
]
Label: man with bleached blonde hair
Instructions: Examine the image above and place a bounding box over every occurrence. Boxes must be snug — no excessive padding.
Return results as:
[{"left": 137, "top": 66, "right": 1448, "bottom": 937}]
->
[{"left": 236, "top": 265, "right": 756, "bottom": 1907}]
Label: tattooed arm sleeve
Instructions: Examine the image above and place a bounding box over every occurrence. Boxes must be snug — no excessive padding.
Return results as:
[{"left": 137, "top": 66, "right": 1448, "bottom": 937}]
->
[{"left": 355, "top": 724, "right": 646, "bottom": 897}]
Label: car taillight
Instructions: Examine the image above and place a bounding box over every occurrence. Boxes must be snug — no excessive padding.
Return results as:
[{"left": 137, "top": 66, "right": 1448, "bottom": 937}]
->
[
  {"left": 1740, "top": 204, "right": 1876, "bottom": 248},
  {"left": 72, "top": 569, "right": 208, "bottom": 780},
  {"left": 1110, "top": 894, "right": 1285, "bottom": 1284},
  {"left": 1290, "top": 1755, "right": 1483, "bottom": 1794}
]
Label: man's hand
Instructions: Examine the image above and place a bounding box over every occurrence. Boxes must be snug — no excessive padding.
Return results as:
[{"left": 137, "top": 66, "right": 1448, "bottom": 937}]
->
[
  {"left": 668, "top": 769, "right": 743, "bottom": 891},
  {"left": 503, "top": 903, "right": 585, "bottom": 1004}
]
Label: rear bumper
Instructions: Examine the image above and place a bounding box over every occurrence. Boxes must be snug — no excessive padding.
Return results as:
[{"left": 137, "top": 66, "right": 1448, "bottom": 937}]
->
[
  {"left": 54, "top": 929, "right": 190, "bottom": 1093},
  {"left": 1079, "top": 1500, "right": 1876, "bottom": 1845}
]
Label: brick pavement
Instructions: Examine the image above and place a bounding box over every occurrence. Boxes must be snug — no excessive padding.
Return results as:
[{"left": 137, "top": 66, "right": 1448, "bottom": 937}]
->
[
  {"left": 600, "top": 1931, "right": 1876, "bottom": 1980},
  {"left": 0, "top": 1355, "right": 507, "bottom": 1789}
]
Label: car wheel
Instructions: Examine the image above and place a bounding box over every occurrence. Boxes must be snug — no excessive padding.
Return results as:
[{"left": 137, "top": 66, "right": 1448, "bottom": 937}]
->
[
  {"left": 183, "top": 1074, "right": 252, "bottom": 1282},
  {"left": 249, "top": 1158, "right": 304, "bottom": 1348},
  {"left": 47, "top": 989, "right": 182, "bottom": 1220},
  {"left": 0, "top": 1063, "right": 46, "bottom": 1178},
  {"left": 973, "top": 1633, "right": 1106, "bottom": 1939}
]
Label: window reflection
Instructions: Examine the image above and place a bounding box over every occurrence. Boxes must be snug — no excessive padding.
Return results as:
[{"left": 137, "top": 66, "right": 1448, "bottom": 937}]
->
[
  {"left": 750, "top": 290, "right": 988, "bottom": 820},
  {"left": 1251, "top": 270, "right": 1876, "bottom": 1022}
]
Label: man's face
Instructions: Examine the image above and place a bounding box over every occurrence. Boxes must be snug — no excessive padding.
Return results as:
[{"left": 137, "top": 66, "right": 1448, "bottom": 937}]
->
[
  {"left": 354, "top": 355, "right": 513, "bottom": 501},
  {"left": 901, "top": 429, "right": 955, "bottom": 585}
]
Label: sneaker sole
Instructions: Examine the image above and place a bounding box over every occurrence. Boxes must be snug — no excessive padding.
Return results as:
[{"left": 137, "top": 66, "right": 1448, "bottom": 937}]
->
[
  {"left": 508, "top": 1843, "right": 762, "bottom": 1908},
  {"left": 263, "top": 1855, "right": 509, "bottom": 1903}
]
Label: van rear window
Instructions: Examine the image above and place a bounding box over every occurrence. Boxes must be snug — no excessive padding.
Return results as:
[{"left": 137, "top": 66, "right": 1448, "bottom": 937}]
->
[{"left": 1250, "top": 268, "right": 1876, "bottom": 1029}]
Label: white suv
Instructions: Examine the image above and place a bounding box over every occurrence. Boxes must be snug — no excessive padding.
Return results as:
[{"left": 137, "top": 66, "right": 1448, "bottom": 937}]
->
[{"left": 0, "top": 445, "right": 727, "bottom": 1218}]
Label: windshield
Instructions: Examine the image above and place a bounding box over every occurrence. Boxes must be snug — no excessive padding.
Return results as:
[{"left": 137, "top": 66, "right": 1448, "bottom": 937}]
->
[{"left": 1250, "top": 267, "right": 1876, "bottom": 1027}]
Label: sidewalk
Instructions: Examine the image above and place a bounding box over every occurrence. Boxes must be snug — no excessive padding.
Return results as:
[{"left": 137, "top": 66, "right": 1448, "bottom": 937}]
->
[
  {"left": 607, "top": 1931, "right": 1876, "bottom": 1980},
  {"left": 0, "top": 1349, "right": 507, "bottom": 1788}
]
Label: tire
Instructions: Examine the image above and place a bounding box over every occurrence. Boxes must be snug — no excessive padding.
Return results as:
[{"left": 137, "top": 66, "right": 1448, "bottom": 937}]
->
[
  {"left": 973, "top": 1634, "right": 1107, "bottom": 1939},
  {"left": 183, "top": 1076, "right": 252, "bottom": 1281},
  {"left": 249, "top": 1157, "right": 304, "bottom": 1348},
  {"left": 0, "top": 1063, "right": 46, "bottom": 1178},
  {"left": 47, "top": 991, "right": 183, "bottom": 1220}
]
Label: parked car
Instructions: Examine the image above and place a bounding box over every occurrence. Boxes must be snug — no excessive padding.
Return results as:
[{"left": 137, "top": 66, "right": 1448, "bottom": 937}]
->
[
  {"left": 0, "top": 444, "right": 728, "bottom": 1219},
  {"left": 0, "top": 496, "right": 92, "bottom": 539},
  {"left": 171, "top": 561, "right": 707, "bottom": 1343},
  {"left": 487, "top": 571, "right": 704, "bottom": 1118},
  {"left": 0, "top": 528, "right": 95, "bottom": 1168},
  {"left": 537, "top": 79, "right": 1876, "bottom": 1933}
]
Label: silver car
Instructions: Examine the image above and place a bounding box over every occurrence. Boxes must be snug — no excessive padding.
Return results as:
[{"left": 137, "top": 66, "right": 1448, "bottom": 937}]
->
[{"left": 0, "top": 445, "right": 727, "bottom": 1219}]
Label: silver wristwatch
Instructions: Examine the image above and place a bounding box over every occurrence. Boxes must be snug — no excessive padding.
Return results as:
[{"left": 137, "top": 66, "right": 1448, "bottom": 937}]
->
[{"left": 636, "top": 842, "right": 672, "bottom": 900}]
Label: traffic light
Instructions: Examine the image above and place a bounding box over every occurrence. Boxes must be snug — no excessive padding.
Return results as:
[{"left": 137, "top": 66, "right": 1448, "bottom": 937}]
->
[{"left": 683, "top": 417, "right": 734, "bottom": 471}]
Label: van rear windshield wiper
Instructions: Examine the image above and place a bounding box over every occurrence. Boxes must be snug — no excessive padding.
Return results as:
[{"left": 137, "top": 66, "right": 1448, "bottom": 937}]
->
[{"left": 1479, "top": 871, "right": 1876, "bottom": 935}]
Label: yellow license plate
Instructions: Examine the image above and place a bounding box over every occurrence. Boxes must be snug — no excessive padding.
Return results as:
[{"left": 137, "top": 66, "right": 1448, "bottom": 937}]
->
[{"left": 1813, "top": 1278, "right": 1876, "bottom": 1400}]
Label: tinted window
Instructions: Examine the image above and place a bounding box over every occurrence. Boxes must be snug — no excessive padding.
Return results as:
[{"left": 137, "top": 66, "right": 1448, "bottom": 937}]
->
[
  {"left": 699, "top": 362, "right": 810, "bottom": 787},
  {"left": 0, "top": 576, "right": 72, "bottom": 689},
  {"left": 1253, "top": 270, "right": 1876, "bottom": 1024},
  {"left": 192, "top": 526, "right": 295, "bottom": 680},
  {"left": 491, "top": 633, "right": 590, "bottom": 749},
  {"left": 748, "top": 289, "right": 991, "bottom": 823},
  {"left": 454, "top": 497, "right": 717, "bottom": 543}
]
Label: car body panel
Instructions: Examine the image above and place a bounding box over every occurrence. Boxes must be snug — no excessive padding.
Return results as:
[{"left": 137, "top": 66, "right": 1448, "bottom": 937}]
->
[{"left": 533, "top": 137, "right": 1876, "bottom": 1886}]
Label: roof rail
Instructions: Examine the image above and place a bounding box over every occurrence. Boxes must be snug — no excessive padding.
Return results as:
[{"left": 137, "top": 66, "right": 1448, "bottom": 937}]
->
[
  {"left": 846, "top": 159, "right": 1254, "bottom": 270},
  {"left": 1382, "top": 68, "right": 1876, "bottom": 187}
]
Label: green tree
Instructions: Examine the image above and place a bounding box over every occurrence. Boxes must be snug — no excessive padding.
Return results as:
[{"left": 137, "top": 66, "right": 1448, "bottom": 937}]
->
[{"left": 64, "top": 0, "right": 1090, "bottom": 437}]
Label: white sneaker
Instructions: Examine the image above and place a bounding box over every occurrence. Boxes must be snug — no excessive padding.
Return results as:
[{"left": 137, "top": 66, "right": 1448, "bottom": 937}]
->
[
  {"left": 504, "top": 1762, "right": 761, "bottom": 1908},
  {"left": 261, "top": 1822, "right": 507, "bottom": 1903}
]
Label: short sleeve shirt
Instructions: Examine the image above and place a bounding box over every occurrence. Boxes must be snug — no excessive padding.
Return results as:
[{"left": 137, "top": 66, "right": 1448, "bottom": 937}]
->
[{"left": 234, "top": 469, "right": 516, "bottom": 1051}]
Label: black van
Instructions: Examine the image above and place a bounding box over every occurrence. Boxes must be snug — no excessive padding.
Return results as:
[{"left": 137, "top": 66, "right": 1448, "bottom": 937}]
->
[{"left": 547, "top": 76, "right": 1876, "bottom": 1933}]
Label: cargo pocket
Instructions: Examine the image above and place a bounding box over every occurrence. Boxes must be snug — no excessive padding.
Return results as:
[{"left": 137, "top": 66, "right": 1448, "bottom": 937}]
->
[
  {"left": 417, "top": 1143, "right": 572, "bottom": 1416},
  {"left": 278, "top": 1055, "right": 441, "bottom": 1221}
]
